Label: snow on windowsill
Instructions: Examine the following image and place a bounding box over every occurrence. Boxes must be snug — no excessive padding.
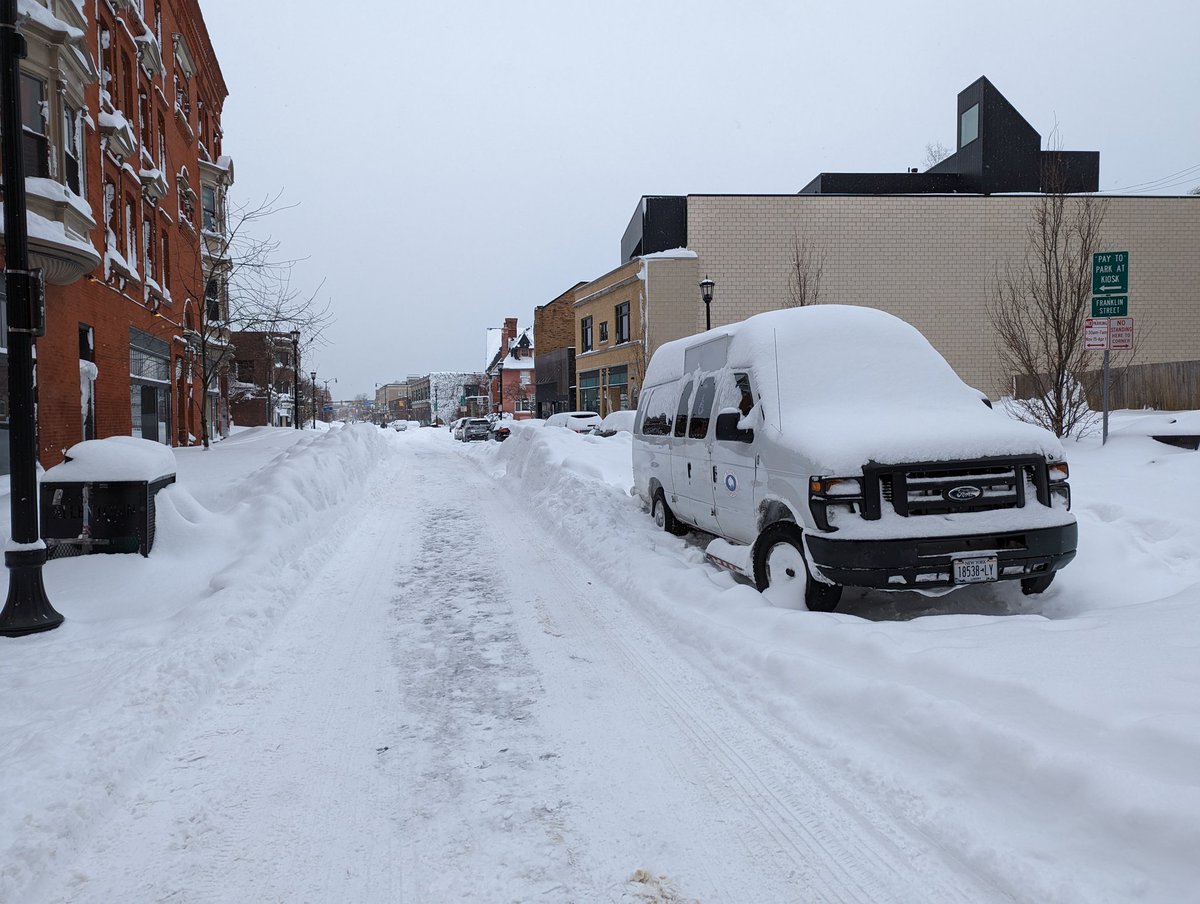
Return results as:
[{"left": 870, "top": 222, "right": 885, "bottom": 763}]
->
[
  {"left": 25, "top": 176, "right": 94, "bottom": 222},
  {"left": 0, "top": 201, "right": 100, "bottom": 262}
]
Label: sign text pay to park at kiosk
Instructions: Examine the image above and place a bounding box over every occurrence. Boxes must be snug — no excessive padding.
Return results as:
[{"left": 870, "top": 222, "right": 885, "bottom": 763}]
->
[{"left": 1092, "top": 251, "right": 1128, "bottom": 295}]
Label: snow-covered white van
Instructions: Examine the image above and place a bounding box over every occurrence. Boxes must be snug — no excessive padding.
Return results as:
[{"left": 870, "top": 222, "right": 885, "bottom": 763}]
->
[{"left": 632, "top": 305, "right": 1077, "bottom": 611}]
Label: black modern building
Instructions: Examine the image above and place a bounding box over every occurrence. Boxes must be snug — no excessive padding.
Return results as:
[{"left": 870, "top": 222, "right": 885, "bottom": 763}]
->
[
  {"left": 534, "top": 346, "right": 576, "bottom": 418},
  {"left": 622, "top": 76, "right": 1099, "bottom": 262},
  {"left": 801, "top": 76, "right": 1099, "bottom": 196},
  {"left": 621, "top": 195, "right": 688, "bottom": 263}
]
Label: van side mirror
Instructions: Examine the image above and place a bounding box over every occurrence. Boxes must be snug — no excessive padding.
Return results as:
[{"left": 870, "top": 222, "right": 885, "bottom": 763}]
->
[{"left": 715, "top": 409, "right": 753, "bottom": 443}]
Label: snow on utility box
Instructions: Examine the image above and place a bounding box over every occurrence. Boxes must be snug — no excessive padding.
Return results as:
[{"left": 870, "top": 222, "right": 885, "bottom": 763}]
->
[{"left": 40, "top": 437, "right": 177, "bottom": 557}]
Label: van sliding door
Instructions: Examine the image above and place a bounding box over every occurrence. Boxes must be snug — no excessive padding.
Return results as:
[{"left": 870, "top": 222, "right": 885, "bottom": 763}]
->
[
  {"left": 668, "top": 380, "right": 697, "bottom": 526},
  {"left": 711, "top": 372, "right": 759, "bottom": 544},
  {"left": 681, "top": 376, "right": 721, "bottom": 535}
]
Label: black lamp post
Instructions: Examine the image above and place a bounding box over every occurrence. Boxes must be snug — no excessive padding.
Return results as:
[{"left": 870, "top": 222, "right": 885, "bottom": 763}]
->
[
  {"left": 496, "top": 363, "right": 504, "bottom": 417},
  {"left": 290, "top": 330, "right": 300, "bottom": 429},
  {"left": 310, "top": 371, "right": 317, "bottom": 428},
  {"left": 699, "top": 275, "right": 715, "bottom": 332},
  {"left": 0, "top": 1, "right": 63, "bottom": 636}
]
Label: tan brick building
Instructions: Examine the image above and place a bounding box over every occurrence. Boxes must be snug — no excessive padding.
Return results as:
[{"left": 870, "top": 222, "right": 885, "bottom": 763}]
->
[
  {"left": 573, "top": 260, "right": 644, "bottom": 415},
  {"left": 633, "top": 194, "right": 1199, "bottom": 399}
]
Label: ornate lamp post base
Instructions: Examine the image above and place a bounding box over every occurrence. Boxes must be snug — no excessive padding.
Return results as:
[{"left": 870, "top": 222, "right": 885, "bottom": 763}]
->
[{"left": 0, "top": 548, "right": 63, "bottom": 637}]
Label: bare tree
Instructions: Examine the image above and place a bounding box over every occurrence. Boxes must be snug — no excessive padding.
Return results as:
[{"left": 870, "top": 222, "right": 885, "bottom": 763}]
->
[
  {"left": 986, "top": 166, "right": 1109, "bottom": 437},
  {"left": 923, "top": 141, "right": 952, "bottom": 169},
  {"left": 784, "top": 231, "right": 826, "bottom": 308},
  {"left": 1189, "top": 185, "right": 1200, "bottom": 196},
  {"left": 179, "top": 192, "right": 332, "bottom": 447}
]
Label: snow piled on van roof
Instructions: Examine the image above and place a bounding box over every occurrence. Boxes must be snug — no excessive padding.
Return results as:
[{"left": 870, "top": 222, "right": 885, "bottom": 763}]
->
[{"left": 646, "top": 305, "right": 1064, "bottom": 472}]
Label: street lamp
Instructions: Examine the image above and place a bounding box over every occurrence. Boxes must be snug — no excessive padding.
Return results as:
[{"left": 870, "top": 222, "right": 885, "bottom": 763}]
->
[
  {"left": 0, "top": 0, "right": 63, "bottom": 635},
  {"left": 496, "top": 362, "right": 504, "bottom": 417},
  {"left": 310, "top": 371, "right": 317, "bottom": 428},
  {"left": 699, "top": 275, "right": 715, "bottom": 332},
  {"left": 290, "top": 330, "right": 300, "bottom": 430},
  {"left": 321, "top": 379, "right": 336, "bottom": 424}
]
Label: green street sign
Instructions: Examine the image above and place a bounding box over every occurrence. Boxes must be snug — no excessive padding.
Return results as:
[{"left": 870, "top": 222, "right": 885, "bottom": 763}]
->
[
  {"left": 1092, "top": 295, "right": 1128, "bottom": 317},
  {"left": 1092, "top": 251, "right": 1128, "bottom": 294}
]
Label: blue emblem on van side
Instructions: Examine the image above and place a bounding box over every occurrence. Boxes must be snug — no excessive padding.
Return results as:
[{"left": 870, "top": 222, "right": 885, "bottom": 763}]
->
[{"left": 725, "top": 474, "right": 737, "bottom": 493}]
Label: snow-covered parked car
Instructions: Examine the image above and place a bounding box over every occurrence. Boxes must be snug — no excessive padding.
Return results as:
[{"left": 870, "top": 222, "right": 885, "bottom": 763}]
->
[
  {"left": 594, "top": 410, "right": 637, "bottom": 437},
  {"left": 461, "top": 418, "right": 491, "bottom": 442},
  {"left": 545, "top": 411, "right": 601, "bottom": 434},
  {"left": 632, "top": 305, "right": 1076, "bottom": 612}
]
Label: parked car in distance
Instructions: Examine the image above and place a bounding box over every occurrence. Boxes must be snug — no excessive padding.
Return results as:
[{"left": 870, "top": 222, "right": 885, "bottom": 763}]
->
[
  {"left": 461, "top": 418, "right": 491, "bottom": 442},
  {"left": 594, "top": 410, "right": 637, "bottom": 437},
  {"left": 451, "top": 417, "right": 468, "bottom": 440},
  {"left": 633, "top": 304, "right": 1076, "bottom": 612},
  {"left": 545, "top": 411, "right": 601, "bottom": 434}
]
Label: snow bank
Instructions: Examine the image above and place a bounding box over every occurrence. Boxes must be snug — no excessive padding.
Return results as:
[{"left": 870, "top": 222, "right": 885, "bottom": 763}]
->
[{"left": 0, "top": 425, "right": 390, "bottom": 902}]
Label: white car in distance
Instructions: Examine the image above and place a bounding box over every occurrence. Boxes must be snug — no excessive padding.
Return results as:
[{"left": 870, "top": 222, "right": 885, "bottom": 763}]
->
[{"left": 545, "top": 411, "right": 601, "bottom": 434}]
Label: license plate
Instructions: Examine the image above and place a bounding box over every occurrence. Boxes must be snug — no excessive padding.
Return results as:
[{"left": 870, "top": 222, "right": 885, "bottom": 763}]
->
[{"left": 953, "top": 557, "right": 998, "bottom": 584}]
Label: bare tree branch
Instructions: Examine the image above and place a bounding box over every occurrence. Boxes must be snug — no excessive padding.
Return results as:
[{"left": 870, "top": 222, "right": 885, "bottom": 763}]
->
[
  {"left": 986, "top": 160, "right": 1110, "bottom": 437},
  {"left": 784, "top": 230, "right": 826, "bottom": 308},
  {"left": 176, "top": 192, "right": 334, "bottom": 447},
  {"left": 922, "top": 141, "right": 952, "bottom": 169}
]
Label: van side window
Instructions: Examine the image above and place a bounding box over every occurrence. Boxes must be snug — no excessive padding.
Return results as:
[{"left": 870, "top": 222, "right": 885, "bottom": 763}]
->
[
  {"left": 688, "top": 377, "right": 716, "bottom": 439},
  {"left": 734, "top": 372, "right": 754, "bottom": 416},
  {"left": 639, "top": 386, "right": 673, "bottom": 436},
  {"left": 673, "top": 381, "right": 693, "bottom": 438}
]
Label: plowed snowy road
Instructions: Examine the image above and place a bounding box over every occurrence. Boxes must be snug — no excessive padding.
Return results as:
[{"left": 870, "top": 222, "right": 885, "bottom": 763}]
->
[{"left": 28, "top": 433, "right": 1011, "bottom": 904}]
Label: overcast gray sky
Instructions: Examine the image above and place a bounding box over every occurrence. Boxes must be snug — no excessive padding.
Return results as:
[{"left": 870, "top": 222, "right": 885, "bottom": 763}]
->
[{"left": 200, "top": 0, "right": 1200, "bottom": 399}]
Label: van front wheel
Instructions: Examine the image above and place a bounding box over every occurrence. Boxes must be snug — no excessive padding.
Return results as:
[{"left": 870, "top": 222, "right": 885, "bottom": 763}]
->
[
  {"left": 652, "top": 489, "right": 688, "bottom": 536},
  {"left": 753, "top": 523, "right": 842, "bottom": 612}
]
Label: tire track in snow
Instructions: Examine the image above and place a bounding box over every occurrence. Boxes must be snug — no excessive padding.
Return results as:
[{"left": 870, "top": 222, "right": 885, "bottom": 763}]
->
[{"left": 387, "top": 443, "right": 597, "bottom": 901}]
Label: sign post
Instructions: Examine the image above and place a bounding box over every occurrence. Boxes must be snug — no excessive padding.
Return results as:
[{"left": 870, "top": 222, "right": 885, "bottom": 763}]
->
[{"left": 1089, "top": 251, "right": 1130, "bottom": 445}]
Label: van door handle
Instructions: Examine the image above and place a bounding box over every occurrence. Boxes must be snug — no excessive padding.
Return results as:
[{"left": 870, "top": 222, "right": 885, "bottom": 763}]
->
[{"left": 687, "top": 463, "right": 692, "bottom": 478}]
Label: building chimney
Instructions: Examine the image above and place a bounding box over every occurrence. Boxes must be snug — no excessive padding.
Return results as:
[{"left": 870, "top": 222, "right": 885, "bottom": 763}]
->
[{"left": 504, "top": 317, "right": 518, "bottom": 345}]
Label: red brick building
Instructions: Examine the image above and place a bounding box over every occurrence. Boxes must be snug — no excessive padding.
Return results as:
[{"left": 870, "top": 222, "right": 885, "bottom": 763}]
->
[
  {"left": 0, "top": 0, "right": 231, "bottom": 472},
  {"left": 486, "top": 317, "right": 535, "bottom": 418},
  {"left": 229, "top": 331, "right": 302, "bottom": 428}
]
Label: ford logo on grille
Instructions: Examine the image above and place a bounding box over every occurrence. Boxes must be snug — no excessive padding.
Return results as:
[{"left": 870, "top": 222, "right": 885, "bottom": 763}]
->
[{"left": 945, "top": 485, "right": 983, "bottom": 502}]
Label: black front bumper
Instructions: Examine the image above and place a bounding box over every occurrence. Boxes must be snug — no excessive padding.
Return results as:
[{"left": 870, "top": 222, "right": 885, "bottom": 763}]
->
[{"left": 805, "top": 522, "right": 1077, "bottom": 590}]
